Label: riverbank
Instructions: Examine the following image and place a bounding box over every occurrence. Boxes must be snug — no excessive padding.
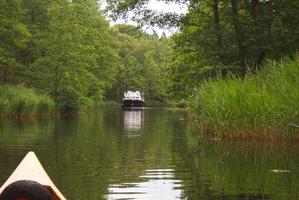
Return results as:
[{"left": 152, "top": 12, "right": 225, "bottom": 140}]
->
[
  {"left": 97, "top": 100, "right": 169, "bottom": 107},
  {"left": 187, "top": 58, "right": 299, "bottom": 140},
  {"left": 0, "top": 85, "right": 55, "bottom": 119}
]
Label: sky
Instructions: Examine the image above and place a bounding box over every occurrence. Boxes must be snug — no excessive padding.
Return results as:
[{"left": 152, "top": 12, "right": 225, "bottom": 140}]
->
[{"left": 101, "top": 0, "right": 188, "bottom": 36}]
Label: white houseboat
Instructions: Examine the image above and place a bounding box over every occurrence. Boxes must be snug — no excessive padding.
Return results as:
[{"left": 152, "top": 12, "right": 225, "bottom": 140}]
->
[{"left": 122, "top": 91, "right": 145, "bottom": 109}]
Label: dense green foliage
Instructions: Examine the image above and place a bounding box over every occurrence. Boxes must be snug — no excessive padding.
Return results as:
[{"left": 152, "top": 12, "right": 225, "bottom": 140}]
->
[
  {"left": 188, "top": 59, "right": 299, "bottom": 136},
  {"left": 0, "top": 85, "right": 54, "bottom": 115},
  {"left": 1, "top": 0, "right": 117, "bottom": 111},
  {"left": 106, "top": 0, "right": 299, "bottom": 99},
  {"left": 0, "top": 0, "right": 172, "bottom": 113},
  {"left": 107, "top": 25, "right": 172, "bottom": 103},
  {"left": 105, "top": 0, "right": 299, "bottom": 136},
  {"left": 168, "top": 0, "right": 299, "bottom": 98}
]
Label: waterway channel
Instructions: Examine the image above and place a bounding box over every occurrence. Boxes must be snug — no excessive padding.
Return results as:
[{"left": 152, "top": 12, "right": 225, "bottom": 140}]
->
[{"left": 0, "top": 107, "right": 298, "bottom": 199}]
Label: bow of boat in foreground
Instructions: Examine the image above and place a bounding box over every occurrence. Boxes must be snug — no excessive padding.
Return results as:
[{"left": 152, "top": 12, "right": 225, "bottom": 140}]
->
[{"left": 0, "top": 151, "right": 66, "bottom": 200}]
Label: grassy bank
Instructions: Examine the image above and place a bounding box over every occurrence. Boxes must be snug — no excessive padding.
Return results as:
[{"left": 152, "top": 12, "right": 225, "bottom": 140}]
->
[
  {"left": 188, "top": 59, "right": 299, "bottom": 139},
  {"left": 0, "top": 85, "right": 55, "bottom": 118}
]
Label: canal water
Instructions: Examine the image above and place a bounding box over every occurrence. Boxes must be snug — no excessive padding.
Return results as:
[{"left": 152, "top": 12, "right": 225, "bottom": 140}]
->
[{"left": 0, "top": 107, "right": 298, "bottom": 200}]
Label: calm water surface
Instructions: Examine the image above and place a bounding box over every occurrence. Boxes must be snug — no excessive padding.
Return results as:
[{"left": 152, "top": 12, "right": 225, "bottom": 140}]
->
[{"left": 0, "top": 107, "right": 298, "bottom": 200}]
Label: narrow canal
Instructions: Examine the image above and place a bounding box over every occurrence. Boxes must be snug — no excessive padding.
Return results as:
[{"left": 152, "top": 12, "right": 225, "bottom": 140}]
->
[{"left": 0, "top": 107, "right": 298, "bottom": 200}]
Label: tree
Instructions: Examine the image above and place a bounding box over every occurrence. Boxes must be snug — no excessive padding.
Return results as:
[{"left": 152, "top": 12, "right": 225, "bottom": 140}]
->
[
  {"left": 107, "top": 24, "right": 172, "bottom": 102},
  {"left": 105, "top": 0, "right": 299, "bottom": 99},
  {"left": 28, "top": 0, "right": 118, "bottom": 110},
  {"left": 0, "top": 0, "right": 30, "bottom": 84}
]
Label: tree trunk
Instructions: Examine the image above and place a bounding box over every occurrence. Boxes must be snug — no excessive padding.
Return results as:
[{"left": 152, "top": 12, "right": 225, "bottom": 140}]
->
[
  {"left": 213, "top": 0, "right": 222, "bottom": 48},
  {"left": 230, "top": 0, "right": 246, "bottom": 74},
  {"left": 0, "top": 67, "right": 8, "bottom": 83},
  {"left": 252, "top": 0, "right": 266, "bottom": 66}
]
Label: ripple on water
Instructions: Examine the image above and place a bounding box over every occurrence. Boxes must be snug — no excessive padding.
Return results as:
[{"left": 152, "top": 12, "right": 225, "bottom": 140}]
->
[{"left": 105, "top": 169, "right": 183, "bottom": 200}]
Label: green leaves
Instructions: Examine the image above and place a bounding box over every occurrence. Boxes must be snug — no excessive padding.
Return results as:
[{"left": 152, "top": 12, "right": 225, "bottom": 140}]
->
[
  {"left": 0, "top": 0, "right": 121, "bottom": 111},
  {"left": 107, "top": 25, "right": 172, "bottom": 102},
  {"left": 0, "top": 0, "right": 30, "bottom": 83},
  {"left": 1, "top": 0, "right": 174, "bottom": 111},
  {"left": 29, "top": 1, "right": 118, "bottom": 110},
  {"left": 166, "top": 0, "right": 299, "bottom": 101}
]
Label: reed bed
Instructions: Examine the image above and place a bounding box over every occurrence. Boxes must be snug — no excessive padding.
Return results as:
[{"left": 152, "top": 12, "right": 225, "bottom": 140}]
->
[
  {"left": 188, "top": 59, "right": 299, "bottom": 139},
  {"left": 0, "top": 85, "right": 55, "bottom": 117}
]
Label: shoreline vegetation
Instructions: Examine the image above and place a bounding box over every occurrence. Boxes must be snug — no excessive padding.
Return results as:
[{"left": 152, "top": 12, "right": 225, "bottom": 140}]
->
[
  {"left": 187, "top": 58, "right": 299, "bottom": 140},
  {"left": 1, "top": 58, "right": 298, "bottom": 141},
  {"left": 0, "top": 85, "right": 55, "bottom": 119},
  {"left": 0, "top": 90, "right": 171, "bottom": 120},
  {"left": 1, "top": 1, "right": 299, "bottom": 141}
]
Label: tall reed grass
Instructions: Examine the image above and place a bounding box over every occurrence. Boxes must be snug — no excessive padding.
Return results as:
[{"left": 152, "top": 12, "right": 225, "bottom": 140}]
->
[
  {"left": 0, "top": 85, "right": 55, "bottom": 117},
  {"left": 188, "top": 59, "right": 299, "bottom": 139}
]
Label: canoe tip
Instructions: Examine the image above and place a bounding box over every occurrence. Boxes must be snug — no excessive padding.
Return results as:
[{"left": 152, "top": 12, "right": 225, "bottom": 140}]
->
[{"left": 26, "top": 151, "right": 37, "bottom": 157}]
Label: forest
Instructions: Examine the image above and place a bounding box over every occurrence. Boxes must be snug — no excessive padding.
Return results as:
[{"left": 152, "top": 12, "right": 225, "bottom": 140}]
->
[
  {"left": 1, "top": 0, "right": 298, "bottom": 136},
  {"left": 0, "top": 0, "right": 171, "bottom": 113}
]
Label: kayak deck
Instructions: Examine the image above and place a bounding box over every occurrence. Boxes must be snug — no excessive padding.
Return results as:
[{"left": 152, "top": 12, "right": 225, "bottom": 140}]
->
[{"left": 0, "top": 151, "right": 66, "bottom": 200}]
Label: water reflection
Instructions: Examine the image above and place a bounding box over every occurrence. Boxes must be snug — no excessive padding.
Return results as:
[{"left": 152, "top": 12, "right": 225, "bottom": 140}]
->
[
  {"left": 106, "top": 169, "right": 182, "bottom": 200},
  {"left": 123, "top": 110, "right": 144, "bottom": 134},
  {"left": 0, "top": 108, "right": 299, "bottom": 200}
]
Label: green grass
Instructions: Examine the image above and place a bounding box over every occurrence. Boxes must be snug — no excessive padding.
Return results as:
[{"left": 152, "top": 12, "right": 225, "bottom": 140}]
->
[
  {"left": 0, "top": 85, "right": 55, "bottom": 116},
  {"left": 187, "top": 59, "right": 299, "bottom": 139}
]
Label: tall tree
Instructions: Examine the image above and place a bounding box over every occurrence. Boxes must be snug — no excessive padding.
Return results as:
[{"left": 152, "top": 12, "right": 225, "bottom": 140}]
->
[
  {"left": 29, "top": 0, "right": 118, "bottom": 110},
  {"left": 214, "top": 0, "right": 222, "bottom": 48},
  {"left": 230, "top": 0, "right": 246, "bottom": 73}
]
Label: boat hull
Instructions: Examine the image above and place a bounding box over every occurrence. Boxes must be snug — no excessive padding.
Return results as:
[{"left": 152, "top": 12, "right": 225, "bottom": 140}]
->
[{"left": 122, "top": 100, "right": 145, "bottom": 109}]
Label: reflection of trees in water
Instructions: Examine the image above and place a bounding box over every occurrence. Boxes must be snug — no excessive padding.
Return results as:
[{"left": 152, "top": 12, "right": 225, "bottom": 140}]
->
[
  {"left": 55, "top": 108, "right": 181, "bottom": 199},
  {"left": 170, "top": 121, "right": 299, "bottom": 200},
  {"left": 1, "top": 108, "right": 298, "bottom": 200}
]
